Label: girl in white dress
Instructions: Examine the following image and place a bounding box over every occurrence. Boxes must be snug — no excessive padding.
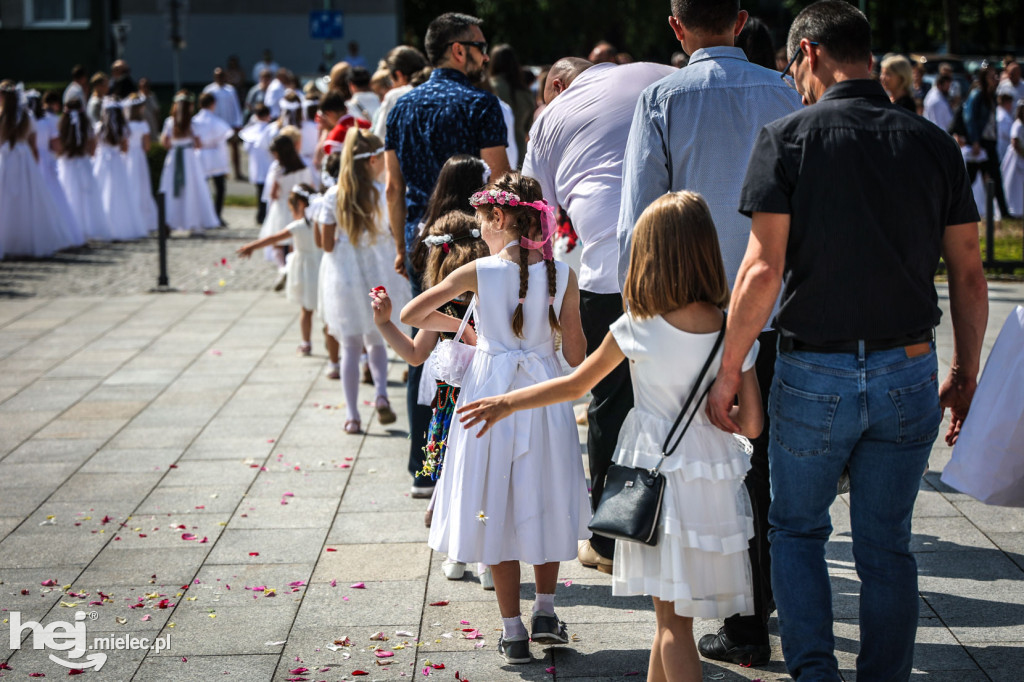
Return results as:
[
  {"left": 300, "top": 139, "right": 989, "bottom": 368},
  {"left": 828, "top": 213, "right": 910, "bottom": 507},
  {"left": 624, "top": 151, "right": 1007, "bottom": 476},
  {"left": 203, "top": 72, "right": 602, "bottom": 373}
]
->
[
  {"left": 402, "top": 172, "right": 590, "bottom": 666},
  {"left": 56, "top": 98, "right": 110, "bottom": 242},
  {"left": 1001, "top": 101, "right": 1024, "bottom": 217},
  {"left": 318, "top": 128, "right": 399, "bottom": 434},
  {"left": 260, "top": 133, "right": 313, "bottom": 268},
  {"left": 124, "top": 94, "right": 159, "bottom": 235},
  {"left": 34, "top": 91, "right": 84, "bottom": 247},
  {"left": 94, "top": 98, "right": 145, "bottom": 240},
  {"left": 0, "top": 81, "right": 77, "bottom": 258},
  {"left": 458, "top": 191, "right": 763, "bottom": 680},
  {"left": 237, "top": 183, "right": 321, "bottom": 354},
  {"left": 158, "top": 91, "right": 219, "bottom": 234},
  {"left": 238, "top": 104, "right": 273, "bottom": 224}
]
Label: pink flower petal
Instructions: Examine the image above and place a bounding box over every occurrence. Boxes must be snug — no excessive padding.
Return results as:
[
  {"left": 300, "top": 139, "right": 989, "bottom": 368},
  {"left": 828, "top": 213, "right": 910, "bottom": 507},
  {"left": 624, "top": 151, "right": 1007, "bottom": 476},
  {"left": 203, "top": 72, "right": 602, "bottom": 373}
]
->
[
  {"left": 375, "top": 651, "right": 394, "bottom": 658},
  {"left": 40, "top": 579, "right": 57, "bottom": 586},
  {"left": 545, "top": 667, "right": 556, "bottom": 674},
  {"left": 289, "top": 668, "right": 309, "bottom": 674},
  {"left": 181, "top": 533, "right": 197, "bottom": 541},
  {"left": 349, "top": 582, "right": 365, "bottom": 589}
]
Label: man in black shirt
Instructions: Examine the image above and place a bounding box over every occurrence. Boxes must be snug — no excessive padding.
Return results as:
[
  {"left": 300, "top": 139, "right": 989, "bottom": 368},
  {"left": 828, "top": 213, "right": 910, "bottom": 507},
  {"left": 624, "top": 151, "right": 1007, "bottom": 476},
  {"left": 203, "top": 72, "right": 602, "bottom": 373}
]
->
[{"left": 706, "top": 1, "right": 989, "bottom": 680}]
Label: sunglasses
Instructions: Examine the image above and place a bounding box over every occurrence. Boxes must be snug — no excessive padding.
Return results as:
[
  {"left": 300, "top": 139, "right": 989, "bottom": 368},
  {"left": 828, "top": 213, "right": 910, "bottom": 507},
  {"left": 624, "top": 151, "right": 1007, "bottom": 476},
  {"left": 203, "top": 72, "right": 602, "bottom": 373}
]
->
[
  {"left": 780, "top": 41, "right": 819, "bottom": 79},
  {"left": 447, "top": 40, "right": 488, "bottom": 56}
]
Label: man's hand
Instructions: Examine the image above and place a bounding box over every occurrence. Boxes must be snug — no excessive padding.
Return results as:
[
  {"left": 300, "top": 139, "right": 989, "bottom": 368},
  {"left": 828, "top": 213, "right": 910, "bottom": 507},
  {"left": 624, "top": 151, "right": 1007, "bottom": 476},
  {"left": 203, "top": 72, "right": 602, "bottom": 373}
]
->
[
  {"left": 706, "top": 366, "right": 742, "bottom": 434},
  {"left": 394, "top": 252, "right": 407, "bottom": 278},
  {"left": 939, "top": 367, "right": 978, "bottom": 445}
]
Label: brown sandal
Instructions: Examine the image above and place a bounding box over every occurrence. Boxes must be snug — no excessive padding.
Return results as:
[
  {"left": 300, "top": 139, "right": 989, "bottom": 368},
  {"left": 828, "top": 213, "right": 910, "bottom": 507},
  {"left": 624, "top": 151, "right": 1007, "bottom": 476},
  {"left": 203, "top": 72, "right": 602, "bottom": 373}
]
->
[{"left": 343, "top": 419, "right": 361, "bottom": 435}]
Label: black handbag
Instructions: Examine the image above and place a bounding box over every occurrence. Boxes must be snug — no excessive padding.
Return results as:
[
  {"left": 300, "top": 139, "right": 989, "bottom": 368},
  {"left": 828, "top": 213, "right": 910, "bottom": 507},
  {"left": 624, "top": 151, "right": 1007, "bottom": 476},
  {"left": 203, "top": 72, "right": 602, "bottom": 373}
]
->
[{"left": 588, "top": 317, "right": 726, "bottom": 546}]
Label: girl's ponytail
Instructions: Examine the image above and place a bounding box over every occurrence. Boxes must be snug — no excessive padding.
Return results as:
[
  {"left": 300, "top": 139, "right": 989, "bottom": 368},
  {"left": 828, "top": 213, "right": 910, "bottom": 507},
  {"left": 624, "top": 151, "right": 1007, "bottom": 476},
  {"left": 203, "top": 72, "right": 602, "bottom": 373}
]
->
[
  {"left": 58, "top": 98, "right": 89, "bottom": 157},
  {"left": 336, "top": 127, "right": 384, "bottom": 247},
  {"left": 171, "top": 91, "right": 193, "bottom": 139}
]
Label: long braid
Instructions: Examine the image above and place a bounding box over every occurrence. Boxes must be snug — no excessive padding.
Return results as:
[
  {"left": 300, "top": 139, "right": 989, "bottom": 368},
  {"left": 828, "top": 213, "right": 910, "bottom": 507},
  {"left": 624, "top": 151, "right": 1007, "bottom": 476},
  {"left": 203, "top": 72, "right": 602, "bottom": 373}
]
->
[
  {"left": 511, "top": 232, "right": 529, "bottom": 338},
  {"left": 545, "top": 257, "right": 561, "bottom": 334}
]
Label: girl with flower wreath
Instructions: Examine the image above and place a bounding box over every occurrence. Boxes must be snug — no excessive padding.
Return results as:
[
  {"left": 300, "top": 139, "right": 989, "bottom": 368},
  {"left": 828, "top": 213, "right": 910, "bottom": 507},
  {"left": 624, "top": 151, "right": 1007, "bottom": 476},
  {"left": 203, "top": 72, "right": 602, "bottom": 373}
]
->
[{"left": 401, "top": 171, "right": 590, "bottom": 666}]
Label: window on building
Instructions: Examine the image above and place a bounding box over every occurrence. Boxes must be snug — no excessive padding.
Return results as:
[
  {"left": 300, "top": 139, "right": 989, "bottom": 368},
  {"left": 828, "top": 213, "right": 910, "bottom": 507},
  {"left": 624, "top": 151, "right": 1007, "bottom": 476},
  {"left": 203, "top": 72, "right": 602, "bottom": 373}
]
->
[{"left": 25, "top": 0, "right": 90, "bottom": 27}]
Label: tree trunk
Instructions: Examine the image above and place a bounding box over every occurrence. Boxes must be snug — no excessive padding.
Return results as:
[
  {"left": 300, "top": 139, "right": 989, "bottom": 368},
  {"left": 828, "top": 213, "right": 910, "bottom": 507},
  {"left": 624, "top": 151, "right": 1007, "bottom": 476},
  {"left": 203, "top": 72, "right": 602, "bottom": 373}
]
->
[{"left": 943, "top": 0, "right": 960, "bottom": 53}]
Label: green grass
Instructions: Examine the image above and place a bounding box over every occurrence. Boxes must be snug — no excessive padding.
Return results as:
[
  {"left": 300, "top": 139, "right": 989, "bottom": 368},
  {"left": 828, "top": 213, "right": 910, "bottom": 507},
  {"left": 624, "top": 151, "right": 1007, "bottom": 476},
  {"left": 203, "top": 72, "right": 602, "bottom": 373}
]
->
[
  {"left": 225, "top": 195, "right": 258, "bottom": 208},
  {"left": 978, "top": 217, "right": 1024, "bottom": 276}
]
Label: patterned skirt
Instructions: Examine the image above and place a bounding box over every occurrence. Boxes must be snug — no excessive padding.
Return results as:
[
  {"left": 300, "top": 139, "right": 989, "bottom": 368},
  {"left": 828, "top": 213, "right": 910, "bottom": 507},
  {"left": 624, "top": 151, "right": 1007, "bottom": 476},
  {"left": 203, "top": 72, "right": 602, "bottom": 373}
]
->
[{"left": 419, "top": 382, "right": 460, "bottom": 481}]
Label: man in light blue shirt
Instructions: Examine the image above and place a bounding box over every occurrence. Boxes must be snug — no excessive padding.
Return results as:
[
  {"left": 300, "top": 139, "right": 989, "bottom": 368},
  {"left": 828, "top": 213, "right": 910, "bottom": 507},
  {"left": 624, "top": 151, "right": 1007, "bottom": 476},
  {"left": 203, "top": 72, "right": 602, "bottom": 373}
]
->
[{"left": 617, "top": 0, "right": 801, "bottom": 668}]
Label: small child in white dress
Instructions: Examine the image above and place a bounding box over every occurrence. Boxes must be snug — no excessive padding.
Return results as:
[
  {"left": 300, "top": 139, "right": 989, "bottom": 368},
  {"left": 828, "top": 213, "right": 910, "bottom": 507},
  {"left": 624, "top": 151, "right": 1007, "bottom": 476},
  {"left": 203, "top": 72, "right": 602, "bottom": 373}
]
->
[
  {"left": 56, "top": 98, "right": 110, "bottom": 242},
  {"left": 458, "top": 191, "right": 763, "bottom": 680},
  {"left": 260, "top": 133, "right": 313, "bottom": 268},
  {"left": 236, "top": 183, "right": 321, "bottom": 354},
  {"left": 402, "top": 172, "right": 590, "bottom": 667},
  {"left": 93, "top": 98, "right": 145, "bottom": 240},
  {"left": 124, "top": 93, "right": 159, "bottom": 235}
]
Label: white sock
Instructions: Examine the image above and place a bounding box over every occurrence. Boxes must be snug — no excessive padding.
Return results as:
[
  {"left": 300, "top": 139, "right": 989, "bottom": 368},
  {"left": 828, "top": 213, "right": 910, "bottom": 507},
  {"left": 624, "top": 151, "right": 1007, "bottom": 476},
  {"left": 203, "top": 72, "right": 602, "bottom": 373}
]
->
[
  {"left": 533, "top": 593, "right": 555, "bottom": 615},
  {"left": 501, "top": 616, "right": 527, "bottom": 639}
]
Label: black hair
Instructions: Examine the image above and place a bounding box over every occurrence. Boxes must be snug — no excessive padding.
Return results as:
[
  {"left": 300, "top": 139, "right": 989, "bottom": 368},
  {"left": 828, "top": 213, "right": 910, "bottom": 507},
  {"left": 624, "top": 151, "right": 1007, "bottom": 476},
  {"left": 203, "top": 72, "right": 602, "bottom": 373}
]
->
[
  {"left": 198, "top": 92, "right": 216, "bottom": 109},
  {"left": 349, "top": 67, "right": 371, "bottom": 88},
  {"left": 304, "top": 96, "right": 320, "bottom": 121},
  {"left": 488, "top": 44, "right": 527, "bottom": 91},
  {"left": 670, "top": 0, "right": 740, "bottom": 34},
  {"left": 737, "top": 17, "right": 775, "bottom": 70},
  {"left": 409, "top": 154, "right": 488, "bottom": 273},
  {"left": 319, "top": 90, "right": 347, "bottom": 114},
  {"left": 43, "top": 90, "right": 61, "bottom": 109},
  {"left": 99, "top": 103, "right": 128, "bottom": 146},
  {"left": 253, "top": 103, "right": 270, "bottom": 119},
  {"left": 787, "top": 0, "right": 871, "bottom": 66},
  {"left": 270, "top": 134, "right": 306, "bottom": 174},
  {"left": 26, "top": 91, "right": 44, "bottom": 120},
  {"left": 385, "top": 45, "right": 428, "bottom": 80},
  {"left": 424, "top": 12, "right": 483, "bottom": 67},
  {"left": 324, "top": 152, "right": 341, "bottom": 180},
  {"left": 71, "top": 64, "right": 87, "bottom": 81}
]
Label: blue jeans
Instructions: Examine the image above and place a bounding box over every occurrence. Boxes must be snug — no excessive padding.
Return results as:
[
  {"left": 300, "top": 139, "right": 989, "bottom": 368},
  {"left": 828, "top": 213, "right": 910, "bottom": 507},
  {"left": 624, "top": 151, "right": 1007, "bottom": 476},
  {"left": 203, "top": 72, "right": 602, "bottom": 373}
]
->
[{"left": 768, "top": 342, "right": 940, "bottom": 681}]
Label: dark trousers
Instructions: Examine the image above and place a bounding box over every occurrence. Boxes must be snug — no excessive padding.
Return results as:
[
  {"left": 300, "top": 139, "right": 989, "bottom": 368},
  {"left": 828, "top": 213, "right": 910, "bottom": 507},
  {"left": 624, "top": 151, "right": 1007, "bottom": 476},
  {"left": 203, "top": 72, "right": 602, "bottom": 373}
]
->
[
  {"left": 967, "top": 139, "right": 1011, "bottom": 217},
  {"left": 255, "top": 184, "right": 267, "bottom": 225},
  {"left": 405, "top": 254, "right": 435, "bottom": 485},
  {"left": 723, "top": 329, "right": 778, "bottom": 645},
  {"left": 580, "top": 290, "right": 635, "bottom": 560},
  {"left": 211, "top": 174, "right": 226, "bottom": 222}
]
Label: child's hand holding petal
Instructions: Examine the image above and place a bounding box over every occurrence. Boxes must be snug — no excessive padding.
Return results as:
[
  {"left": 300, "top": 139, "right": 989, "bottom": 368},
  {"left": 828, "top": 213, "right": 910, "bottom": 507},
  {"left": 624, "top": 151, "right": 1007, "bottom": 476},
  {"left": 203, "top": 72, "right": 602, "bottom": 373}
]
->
[
  {"left": 456, "top": 396, "right": 512, "bottom": 437},
  {"left": 370, "top": 289, "right": 392, "bottom": 326}
]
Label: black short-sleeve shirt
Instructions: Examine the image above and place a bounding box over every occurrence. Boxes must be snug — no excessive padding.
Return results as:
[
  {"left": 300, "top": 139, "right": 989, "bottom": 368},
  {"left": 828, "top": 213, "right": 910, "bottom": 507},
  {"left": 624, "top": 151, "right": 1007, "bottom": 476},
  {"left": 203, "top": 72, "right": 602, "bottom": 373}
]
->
[{"left": 739, "top": 79, "right": 978, "bottom": 345}]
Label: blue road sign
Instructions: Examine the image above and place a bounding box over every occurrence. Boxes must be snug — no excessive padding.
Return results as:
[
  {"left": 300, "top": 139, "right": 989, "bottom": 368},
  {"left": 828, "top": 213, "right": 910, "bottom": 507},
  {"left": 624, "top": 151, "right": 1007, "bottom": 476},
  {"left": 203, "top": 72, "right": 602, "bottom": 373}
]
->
[{"left": 310, "top": 10, "right": 343, "bottom": 40}]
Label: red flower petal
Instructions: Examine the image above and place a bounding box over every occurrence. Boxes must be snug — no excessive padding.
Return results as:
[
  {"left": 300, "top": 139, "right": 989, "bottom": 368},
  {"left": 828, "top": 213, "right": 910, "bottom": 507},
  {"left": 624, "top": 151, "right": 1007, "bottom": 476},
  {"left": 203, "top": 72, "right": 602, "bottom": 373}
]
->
[{"left": 429, "top": 601, "right": 449, "bottom": 606}]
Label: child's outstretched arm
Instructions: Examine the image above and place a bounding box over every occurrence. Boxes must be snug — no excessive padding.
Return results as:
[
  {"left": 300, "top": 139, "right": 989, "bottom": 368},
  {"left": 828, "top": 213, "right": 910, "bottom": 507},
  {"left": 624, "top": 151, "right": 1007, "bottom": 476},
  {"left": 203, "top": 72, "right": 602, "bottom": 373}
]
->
[
  {"left": 729, "top": 367, "right": 763, "bottom": 440},
  {"left": 370, "top": 288, "right": 439, "bottom": 366},
  {"left": 559, "top": 268, "right": 586, "bottom": 367},
  {"left": 236, "top": 228, "right": 292, "bottom": 259},
  {"left": 400, "top": 262, "right": 477, "bottom": 335},
  {"left": 457, "top": 331, "right": 625, "bottom": 437}
]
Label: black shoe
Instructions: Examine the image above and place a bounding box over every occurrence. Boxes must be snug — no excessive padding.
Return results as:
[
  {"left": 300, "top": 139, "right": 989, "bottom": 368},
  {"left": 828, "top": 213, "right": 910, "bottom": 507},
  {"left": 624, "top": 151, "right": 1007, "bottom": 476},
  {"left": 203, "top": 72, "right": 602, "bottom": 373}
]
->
[
  {"left": 697, "top": 627, "right": 771, "bottom": 666},
  {"left": 530, "top": 611, "right": 568, "bottom": 645},
  {"left": 497, "top": 634, "right": 530, "bottom": 664}
]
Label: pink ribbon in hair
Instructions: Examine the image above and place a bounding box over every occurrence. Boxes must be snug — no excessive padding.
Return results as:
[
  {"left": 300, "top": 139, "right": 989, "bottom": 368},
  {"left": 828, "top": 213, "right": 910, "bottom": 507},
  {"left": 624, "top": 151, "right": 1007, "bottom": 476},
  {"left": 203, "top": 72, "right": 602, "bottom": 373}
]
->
[{"left": 518, "top": 199, "right": 555, "bottom": 261}]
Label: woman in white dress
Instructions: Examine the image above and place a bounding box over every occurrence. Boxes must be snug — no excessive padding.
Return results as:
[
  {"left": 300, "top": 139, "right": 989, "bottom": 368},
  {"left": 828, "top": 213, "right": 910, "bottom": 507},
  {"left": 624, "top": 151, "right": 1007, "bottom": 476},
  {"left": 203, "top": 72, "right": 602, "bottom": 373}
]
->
[
  {"left": 94, "top": 98, "right": 145, "bottom": 240},
  {"left": 158, "top": 91, "right": 219, "bottom": 234},
  {"left": 33, "top": 90, "right": 84, "bottom": 247},
  {"left": 457, "top": 191, "right": 762, "bottom": 679},
  {"left": 260, "top": 133, "right": 313, "bottom": 266},
  {"left": 0, "top": 80, "right": 77, "bottom": 258},
  {"left": 124, "top": 94, "right": 158, "bottom": 235},
  {"left": 402, "top": 172, "right": 590, "bottom": 667},
  {"left": 56, "top": 98, "right": 109, "bottom": 242},
  {"left": 1001, "top": 101, "right": 1024, "bottom": 218}
]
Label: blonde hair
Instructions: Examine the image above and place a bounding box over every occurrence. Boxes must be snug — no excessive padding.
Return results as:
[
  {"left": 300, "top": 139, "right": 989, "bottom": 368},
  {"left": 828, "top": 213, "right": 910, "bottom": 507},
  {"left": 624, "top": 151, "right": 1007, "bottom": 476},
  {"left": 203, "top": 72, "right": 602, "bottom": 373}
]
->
[
  {"left": 335, "top": 127, "right": 383, "bottom": 246},
  {"left": 475, "top": 171, "right": 560, "bottom": 339},
  {"left": 623, "top": 191, "right": 729, "bottom": 319},
  {"left": 881, "top": 54, "right": 913, "bottom": 96},
  {"left": 423, "top": 212, "right": 488, "bottom": 288}
]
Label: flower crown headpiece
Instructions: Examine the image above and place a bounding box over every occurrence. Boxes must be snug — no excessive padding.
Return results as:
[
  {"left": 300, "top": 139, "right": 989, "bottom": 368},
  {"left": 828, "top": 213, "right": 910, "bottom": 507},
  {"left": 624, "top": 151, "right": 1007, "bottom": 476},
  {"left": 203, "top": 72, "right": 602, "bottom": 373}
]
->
[
  {"left": 423, "top": 228, "right": 482, "bottom": 254},
  {"left": 102, "top": 96, "right": 123, "bottom": 111},
  {"left": 280, "top": 98, "right": 302, "bottom": 112},
  {"left": 173, "top": 92, "right": 194, "bottom": 104},
  {"left": 469, "top": 189, "right": 556, "bottom": 261},
  {"left": 124, "top": 94, "right": 147, "bottom": 107}
]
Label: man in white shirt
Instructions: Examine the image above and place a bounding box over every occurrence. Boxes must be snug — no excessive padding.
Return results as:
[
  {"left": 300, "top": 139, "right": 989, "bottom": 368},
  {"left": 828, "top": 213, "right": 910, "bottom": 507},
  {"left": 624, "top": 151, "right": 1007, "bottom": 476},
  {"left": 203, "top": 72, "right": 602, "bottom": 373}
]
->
[
  {"left": 522, "top": 57, "right": 676, "bottom": 574},
  {"left": 193, "top": 92, "right": 234, "bottom": 226},
  {"left": 251, "top": 50, "right": 279, "bottom": 85},
  {"left": 203, "top": 68, "right": 245, "bottom": 180},
  {"left": 63, "top": 65, "right": 88, "bottom": 105},
  {"left": 997, "top": 62, "right": 1024, "bottom": 103},
  {"left": 345, "top": 67, "right": 381, "bottom": 122},
  {"left": 923, "top": 73, "right": 955, "bottom": 132},
  {"left": 264, "top": 68, "right": 290, "bottom": 119}
]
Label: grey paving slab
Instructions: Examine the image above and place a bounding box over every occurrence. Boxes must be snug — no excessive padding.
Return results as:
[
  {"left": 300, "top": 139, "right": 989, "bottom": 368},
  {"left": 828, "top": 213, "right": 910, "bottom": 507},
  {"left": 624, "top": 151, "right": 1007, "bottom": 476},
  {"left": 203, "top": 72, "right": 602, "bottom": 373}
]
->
[
  {"left": 136, "top": 654, "right": 282, "bottom": 680},
  {"left": 203, "top": 528, "right": 329, "bottom": 566},
  {"left": 77, "top": 546, "right": 212, "bottom": 588},
  {"left": 328, "top": 510, "right": 430, "bottom": 544},
  {"left": 311, "top": 542, "right": 432, "bottom": 583},
  {"left": 149, "top": 603, "right": 299, "bottom": 656},
  {"left": 49, "top": 472, "right": 164, "bottom": 504},
  {"left": 275, "top": 625, "right": 420, "bottom": 682},
  {"left": 245, "top": 471, "right": 351, "bottom": 499},
  {"left": 136, "top": 484, "right": 251, "bottom": 515},
  {"left": 0, "top": 528, "right": 111, "bottom": 569},
  {"left": 187, "top": 563, "right": 314, "bottom": 608},
  {"left": 78, "top": 448, "right": 183, "bottom": 474},
  {"left": 3, "top": 628, "right": 151, "bottom": 680},
  {"left": 228, "top": 496, "right": 338, "bottom": 530},
  {"left": 291, "top": 581, "right": 425, "bottom": 629}
]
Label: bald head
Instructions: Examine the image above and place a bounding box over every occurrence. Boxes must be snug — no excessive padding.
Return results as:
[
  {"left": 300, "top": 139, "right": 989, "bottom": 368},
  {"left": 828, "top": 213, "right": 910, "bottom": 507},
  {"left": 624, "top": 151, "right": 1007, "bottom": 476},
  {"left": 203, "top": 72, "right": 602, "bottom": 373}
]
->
[{"left": 544, "top": 57, "right": 595, "bottom": 104}]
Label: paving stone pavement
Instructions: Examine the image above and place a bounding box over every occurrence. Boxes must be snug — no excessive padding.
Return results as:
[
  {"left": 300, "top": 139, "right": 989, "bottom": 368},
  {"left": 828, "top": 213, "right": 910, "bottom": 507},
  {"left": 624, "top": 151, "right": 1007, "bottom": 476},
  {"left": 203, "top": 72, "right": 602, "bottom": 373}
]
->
[{"left": 0, "top": 280, "right": 1022, "bottom": 681}]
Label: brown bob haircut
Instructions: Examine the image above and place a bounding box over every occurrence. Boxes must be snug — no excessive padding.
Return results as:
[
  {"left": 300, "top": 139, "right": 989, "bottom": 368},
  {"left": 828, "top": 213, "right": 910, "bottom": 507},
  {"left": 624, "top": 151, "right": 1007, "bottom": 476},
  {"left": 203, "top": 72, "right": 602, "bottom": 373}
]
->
[
  {"left": 423, "top": 211, "right": 488, "bottom": 289},
  {"left": 623, "top": 191, "right": 730, "bottom": 318}
]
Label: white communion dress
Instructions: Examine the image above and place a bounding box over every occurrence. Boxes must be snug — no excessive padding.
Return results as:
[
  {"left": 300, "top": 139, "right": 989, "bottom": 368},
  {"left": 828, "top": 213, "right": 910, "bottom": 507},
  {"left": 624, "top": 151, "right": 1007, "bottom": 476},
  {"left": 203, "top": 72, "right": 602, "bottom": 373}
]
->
[
  {"left": 608, "top": 313, "right": 757, "bottom": 619},
  {"left": 428, "top": 254, "right": 592, "bottom": 566},
  {"left": 283, "top": 218, "right": 322, "bottom": 311},
  {"left": 158, "top": 118, "right": 219, "bottom": 232},
  {"left": 94, "top": 139, "right": 145, "bottom": 240},
  {"left": 35, "top": 112, "right": 84, "bottom": 246},
  {"left": 125, "top": 120, "right": 158, "bottom": 235}
]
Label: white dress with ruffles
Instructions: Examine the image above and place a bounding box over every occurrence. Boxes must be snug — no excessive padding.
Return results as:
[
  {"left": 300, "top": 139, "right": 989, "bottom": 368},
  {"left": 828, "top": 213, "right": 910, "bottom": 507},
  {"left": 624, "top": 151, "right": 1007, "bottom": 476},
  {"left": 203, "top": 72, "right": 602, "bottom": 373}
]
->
[
  {"left": 609, "top": 313, "right": 757, "bottom": 619},
  {"left": 428, "top": 255, "right": 592, "bottom": 565}
]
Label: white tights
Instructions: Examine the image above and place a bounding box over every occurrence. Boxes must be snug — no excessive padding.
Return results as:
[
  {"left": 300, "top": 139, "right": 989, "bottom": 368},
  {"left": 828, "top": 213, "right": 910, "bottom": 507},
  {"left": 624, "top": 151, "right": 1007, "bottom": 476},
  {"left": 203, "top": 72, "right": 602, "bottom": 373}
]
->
[{"left": 341, "top": 334, "right": 388, "bottom": 422}]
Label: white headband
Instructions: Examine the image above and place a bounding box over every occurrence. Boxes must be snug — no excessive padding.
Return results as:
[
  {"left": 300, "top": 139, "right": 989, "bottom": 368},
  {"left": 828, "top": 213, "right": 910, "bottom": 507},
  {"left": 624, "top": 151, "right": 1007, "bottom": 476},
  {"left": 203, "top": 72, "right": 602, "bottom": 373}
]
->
[
  {"left": 123, "top": 94, "right": 146, "bottom": 107},
  {"left": 423, "top": 228, "right": 482, "bottom": 248},
  {"left": 352, "top": 147, "right": 384, "bottom": 161},
  {"left": 280, "top": 99, "right": 301, "bottom": 112}
]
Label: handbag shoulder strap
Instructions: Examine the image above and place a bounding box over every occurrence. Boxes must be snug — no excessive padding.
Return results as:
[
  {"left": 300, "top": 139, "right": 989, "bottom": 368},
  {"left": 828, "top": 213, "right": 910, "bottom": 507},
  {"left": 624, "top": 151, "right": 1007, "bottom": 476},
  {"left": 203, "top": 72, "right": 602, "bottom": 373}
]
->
[
  {"left": 452, "top": 295, "right": 477, "bottom": 344},
  {"left": 659, "top": 314, "right": 726, "bottom": 461}
]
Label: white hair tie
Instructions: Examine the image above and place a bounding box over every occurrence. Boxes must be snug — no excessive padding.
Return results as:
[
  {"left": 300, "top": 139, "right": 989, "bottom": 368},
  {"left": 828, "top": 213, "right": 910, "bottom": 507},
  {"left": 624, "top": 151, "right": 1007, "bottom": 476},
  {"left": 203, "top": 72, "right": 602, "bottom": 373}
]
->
[
  {"left": 351, "top": 147, "right": 384, "bottom": 161},
  {"left": 481, "top": 159, "right": 492, "bottom": 184},
  {"left": 280, "top": 99, "right": 302, "bottom": 112}
]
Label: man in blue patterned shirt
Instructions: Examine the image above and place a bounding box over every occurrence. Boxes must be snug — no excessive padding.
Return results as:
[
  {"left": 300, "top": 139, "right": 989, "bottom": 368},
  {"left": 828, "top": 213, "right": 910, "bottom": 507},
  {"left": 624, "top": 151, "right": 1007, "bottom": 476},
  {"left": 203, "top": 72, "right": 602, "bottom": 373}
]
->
[
  {"left": 384, "top": 11, "right": 509, "bottom": 498},
  {"left": 617, "top": 0, "right": 802, "bottom": 668}
]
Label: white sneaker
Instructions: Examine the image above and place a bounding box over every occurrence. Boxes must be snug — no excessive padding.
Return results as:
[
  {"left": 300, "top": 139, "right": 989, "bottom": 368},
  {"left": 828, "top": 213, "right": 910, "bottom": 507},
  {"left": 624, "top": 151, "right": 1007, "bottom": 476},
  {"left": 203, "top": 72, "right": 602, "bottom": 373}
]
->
[
  {"left": 442, "top": 558, "right": 465, "bottom": 580},
  {"left": 479, "top": 565, "right": 494, "bottom": 591}
]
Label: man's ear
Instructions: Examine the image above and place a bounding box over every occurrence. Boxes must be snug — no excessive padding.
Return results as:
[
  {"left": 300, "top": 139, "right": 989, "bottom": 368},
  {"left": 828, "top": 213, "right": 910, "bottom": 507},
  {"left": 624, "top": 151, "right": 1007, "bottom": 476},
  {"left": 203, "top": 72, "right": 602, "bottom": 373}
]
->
[
  {"left": 734, "top": 10, "right": 749, "bottom": 37},
  {"left": 668, "top": 16, "right": 686, "bottom": 43}
]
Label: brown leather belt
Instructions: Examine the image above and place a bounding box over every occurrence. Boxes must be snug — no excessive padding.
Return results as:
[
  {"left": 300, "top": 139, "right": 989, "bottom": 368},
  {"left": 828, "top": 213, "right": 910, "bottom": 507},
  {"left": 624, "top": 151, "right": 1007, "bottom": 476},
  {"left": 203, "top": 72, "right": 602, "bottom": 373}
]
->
[{"left": 779, "top": 329, "right": 934, "bottom": 354}]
